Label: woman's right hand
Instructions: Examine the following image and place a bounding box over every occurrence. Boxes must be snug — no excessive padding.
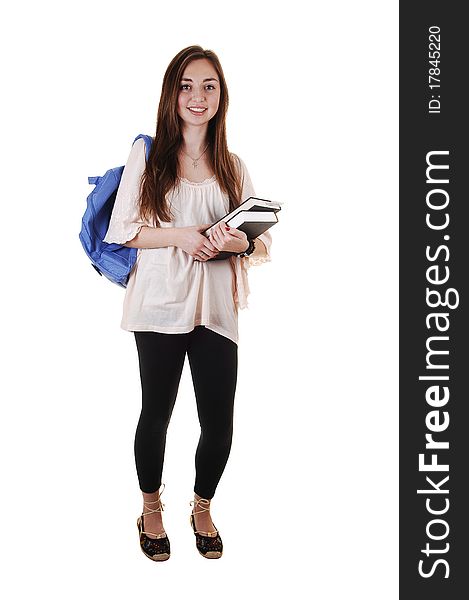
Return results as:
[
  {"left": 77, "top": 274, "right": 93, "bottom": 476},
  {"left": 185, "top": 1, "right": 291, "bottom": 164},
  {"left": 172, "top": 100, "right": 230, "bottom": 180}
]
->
[{"left": 176, "top": 224, "right": 220, "bottom": 261}]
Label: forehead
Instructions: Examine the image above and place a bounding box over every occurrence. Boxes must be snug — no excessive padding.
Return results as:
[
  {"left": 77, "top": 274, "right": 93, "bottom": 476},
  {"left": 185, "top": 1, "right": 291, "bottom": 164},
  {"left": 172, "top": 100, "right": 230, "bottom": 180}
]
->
[{"left": 181, "top": 58, "right": 218, "bottom": 81}]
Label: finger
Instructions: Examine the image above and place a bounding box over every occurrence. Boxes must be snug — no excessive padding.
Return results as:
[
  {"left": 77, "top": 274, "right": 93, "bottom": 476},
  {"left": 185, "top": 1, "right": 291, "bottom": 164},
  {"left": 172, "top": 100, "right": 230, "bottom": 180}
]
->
[
  {"left": 205, "top": 237, "right": 220, "bottom": 253},
  {"left": 223, "top": 224, "right": 241, "bottom": 240},
  {"left": 218, "top": 221, "right": 231, "bottom": 237},
  {"left": 210, "top": 228, "right": 223, "bottom": 248},
  {"left": 209, "top": 237, "right": 221, "bottom": 251},
  {"left": 194, "top": 250, "right": 209, "bottom": 261},
  {"left": 217, "top": 223, "right": 231, "bottom": 240},
  {"left": 209, "top": 236, "right": 220, "bottom": 250},
  {"left": 222, "top": 228, "right": 237, "bottom": 242},
  {"left": 203, "top": 239, "right": 220, "bottom": 257},
  {"left": 226, "top": 227, "right": 243, "bottom": 239},
  {"left": 204, "top": 230, "right": 217, "bottom": 245}
]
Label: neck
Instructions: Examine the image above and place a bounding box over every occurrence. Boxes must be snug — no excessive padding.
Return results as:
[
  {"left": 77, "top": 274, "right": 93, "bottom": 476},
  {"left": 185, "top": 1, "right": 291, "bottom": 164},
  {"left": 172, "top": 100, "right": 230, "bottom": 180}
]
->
[{"left": 180, "top": 124, "right": 209, "bottom": 156}]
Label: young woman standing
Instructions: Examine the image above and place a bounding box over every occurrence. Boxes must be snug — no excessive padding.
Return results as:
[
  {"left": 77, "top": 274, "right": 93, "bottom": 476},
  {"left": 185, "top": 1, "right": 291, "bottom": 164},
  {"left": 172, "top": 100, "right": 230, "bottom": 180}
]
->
[{"left": 103, "top": 45, "right": 272, "bottom": 561}]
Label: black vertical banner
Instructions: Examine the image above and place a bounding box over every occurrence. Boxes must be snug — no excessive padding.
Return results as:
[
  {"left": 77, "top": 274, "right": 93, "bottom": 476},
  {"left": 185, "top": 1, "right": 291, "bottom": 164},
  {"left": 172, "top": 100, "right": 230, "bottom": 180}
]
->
[{"left": 400, "top": 2, "right": 468, "bottom": 597}]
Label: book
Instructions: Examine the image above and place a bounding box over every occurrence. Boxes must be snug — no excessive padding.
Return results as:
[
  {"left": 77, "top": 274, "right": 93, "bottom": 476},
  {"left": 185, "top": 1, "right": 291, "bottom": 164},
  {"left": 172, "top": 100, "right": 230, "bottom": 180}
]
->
[{"left": 203, "top": 196, "right": 283, "bottom": 260}]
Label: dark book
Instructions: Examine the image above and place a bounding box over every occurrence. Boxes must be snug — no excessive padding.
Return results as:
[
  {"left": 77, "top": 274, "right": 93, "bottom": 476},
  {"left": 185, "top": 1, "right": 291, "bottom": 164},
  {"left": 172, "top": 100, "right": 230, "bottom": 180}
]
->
[{"left": 203, "top": 196, "right": 283, "bottom": 260}]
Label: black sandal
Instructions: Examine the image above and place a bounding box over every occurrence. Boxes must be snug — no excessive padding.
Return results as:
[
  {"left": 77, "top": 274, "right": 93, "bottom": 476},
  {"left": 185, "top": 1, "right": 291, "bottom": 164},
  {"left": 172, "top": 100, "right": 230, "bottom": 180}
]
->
[
  {"left": 137, "top": 483, "right": 170, "bottom": 561},
  {"left": 189, "top": 496, "right": 223, "bottom": 559}
]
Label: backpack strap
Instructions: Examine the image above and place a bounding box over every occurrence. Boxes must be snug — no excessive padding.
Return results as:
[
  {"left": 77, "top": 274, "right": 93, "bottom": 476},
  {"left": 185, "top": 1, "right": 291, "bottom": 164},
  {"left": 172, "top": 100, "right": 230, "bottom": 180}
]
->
[{"left": 133, "top": 133, "right": 153, "bottom": 162}]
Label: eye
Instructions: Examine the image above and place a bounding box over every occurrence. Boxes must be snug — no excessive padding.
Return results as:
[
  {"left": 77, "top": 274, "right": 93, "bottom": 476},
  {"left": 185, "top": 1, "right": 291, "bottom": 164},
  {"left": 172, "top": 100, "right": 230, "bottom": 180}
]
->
[{"left": 180, "top": 84, "right": 216, "bottom": 91}]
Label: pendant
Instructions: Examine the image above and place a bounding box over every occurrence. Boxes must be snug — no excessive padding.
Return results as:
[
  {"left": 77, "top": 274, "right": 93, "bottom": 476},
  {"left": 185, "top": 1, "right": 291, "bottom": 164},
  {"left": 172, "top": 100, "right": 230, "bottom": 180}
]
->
[{"left": 192, "top": 159, "right": 199, "bottom": 169}]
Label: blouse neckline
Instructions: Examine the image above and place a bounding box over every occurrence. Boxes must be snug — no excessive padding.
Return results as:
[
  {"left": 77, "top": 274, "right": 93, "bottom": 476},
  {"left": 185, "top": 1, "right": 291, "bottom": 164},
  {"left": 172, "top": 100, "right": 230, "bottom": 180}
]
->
[{"left": 178, "top": 175, "right": 217, "bottom": 186}]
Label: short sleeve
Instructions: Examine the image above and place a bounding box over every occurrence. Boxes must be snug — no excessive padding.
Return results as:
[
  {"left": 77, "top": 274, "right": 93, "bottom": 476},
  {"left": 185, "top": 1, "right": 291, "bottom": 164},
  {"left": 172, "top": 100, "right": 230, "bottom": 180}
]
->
[
  {"left": 233, "top": 153, "right": 272, "bottom": 267},
  {"left": 103, "top": 137, "right": 148, "bottom": 245}
]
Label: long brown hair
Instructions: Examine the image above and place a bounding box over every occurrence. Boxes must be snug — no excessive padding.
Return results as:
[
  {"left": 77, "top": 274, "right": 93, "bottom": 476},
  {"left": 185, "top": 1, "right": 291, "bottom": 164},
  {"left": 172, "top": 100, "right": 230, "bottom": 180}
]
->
[{"left": 137, "top": 45, "right": 244, "bottom": 227}]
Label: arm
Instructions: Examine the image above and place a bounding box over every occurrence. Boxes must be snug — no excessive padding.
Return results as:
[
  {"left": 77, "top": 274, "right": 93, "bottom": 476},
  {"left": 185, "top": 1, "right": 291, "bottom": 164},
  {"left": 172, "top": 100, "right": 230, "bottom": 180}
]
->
[
  {"left": 123, "top": 226, "right": 182, "bottom": 249},
  {"left": 102, "top": 138, "right": 148, "bottom": 245},
  {"left": 125, "top": 223, "right": 220, "bottom": 260},
  {"left": 251, "top": 238, "right": 267, "bottom": 259},
  {"left": 232, "top": 153, "right": 273, "bottom": 266}
]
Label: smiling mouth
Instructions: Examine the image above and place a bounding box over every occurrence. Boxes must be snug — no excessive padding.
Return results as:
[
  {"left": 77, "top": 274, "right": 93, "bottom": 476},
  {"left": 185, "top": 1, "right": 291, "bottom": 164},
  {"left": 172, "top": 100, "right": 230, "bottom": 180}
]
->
[{"left": 188, "top": 107, "right": 207, "bottom": 114}]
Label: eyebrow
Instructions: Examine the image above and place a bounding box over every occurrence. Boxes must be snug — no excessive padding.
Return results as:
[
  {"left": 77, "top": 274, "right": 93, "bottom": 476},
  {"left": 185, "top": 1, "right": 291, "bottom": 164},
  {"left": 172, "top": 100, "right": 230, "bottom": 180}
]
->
[{"left": 180, "top": 78, "right": 218, "bottom": 82}]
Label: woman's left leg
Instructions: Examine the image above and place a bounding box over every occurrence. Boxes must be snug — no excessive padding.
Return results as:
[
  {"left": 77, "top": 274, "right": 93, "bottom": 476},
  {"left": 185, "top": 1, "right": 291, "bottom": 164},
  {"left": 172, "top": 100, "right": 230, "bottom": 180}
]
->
[{"left": 187, "top": 326, "right": 238, "bottom": 500}]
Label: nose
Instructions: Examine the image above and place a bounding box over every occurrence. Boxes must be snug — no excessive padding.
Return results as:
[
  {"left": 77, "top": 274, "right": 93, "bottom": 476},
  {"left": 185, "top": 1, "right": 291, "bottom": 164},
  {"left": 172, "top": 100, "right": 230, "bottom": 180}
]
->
[{"left": 192, "top": 86, "right": 206, "bottom": 102}]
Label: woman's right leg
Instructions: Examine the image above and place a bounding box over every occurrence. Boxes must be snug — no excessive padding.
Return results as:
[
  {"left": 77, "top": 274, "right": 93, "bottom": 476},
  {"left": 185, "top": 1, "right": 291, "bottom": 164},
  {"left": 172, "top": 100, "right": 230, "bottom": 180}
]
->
[
  {"left": 134, "top": 331, "right": 187, "bottom": 538},
  {"left": 133, "top": 331, "right": 187, "bottom": 494}
]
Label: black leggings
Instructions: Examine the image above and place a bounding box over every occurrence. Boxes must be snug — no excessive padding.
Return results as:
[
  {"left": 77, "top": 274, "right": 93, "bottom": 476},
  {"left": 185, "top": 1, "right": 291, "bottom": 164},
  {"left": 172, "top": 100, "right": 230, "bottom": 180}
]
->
[{"left": 133, "top": 325, "right": 238, "bottom": 498}]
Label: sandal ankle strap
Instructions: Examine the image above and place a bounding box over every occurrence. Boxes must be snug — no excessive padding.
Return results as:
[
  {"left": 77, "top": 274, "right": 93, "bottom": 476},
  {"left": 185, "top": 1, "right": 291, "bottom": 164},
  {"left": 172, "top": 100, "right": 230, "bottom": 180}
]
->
[
  {"left": 142, "top": 482, "right": 166, "bottom": 517},
  {"left": 189, "top": 496, "right": 211, "bottom": 515},
  {"left": 189, "top": 497, "right": 219, "bottom": 536},
  {"left": 138, "top": 516, "right": 167, "bottom": 539}
]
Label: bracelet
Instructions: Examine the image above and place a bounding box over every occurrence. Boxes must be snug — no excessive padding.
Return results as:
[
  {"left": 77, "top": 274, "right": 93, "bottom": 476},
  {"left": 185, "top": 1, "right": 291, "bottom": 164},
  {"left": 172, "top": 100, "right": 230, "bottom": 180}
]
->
[{"left": 237, "top": 238, "right": 256, "bottom": 257}]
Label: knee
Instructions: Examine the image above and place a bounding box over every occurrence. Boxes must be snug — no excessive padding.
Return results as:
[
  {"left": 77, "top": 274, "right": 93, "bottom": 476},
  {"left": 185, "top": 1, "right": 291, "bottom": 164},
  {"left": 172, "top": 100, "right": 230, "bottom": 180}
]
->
[
  {"left": 138, "top": 410, "right": 171, "bottom": 435},
  {"left": 202, "top": 422, "right": 233, "bottom": 447}
]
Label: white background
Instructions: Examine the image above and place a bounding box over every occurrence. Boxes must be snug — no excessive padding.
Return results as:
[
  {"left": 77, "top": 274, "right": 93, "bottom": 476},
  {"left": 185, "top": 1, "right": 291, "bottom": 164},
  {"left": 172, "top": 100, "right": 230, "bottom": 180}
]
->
[{"left": 1, "top": 1, "right": 398, "bottom": 597}]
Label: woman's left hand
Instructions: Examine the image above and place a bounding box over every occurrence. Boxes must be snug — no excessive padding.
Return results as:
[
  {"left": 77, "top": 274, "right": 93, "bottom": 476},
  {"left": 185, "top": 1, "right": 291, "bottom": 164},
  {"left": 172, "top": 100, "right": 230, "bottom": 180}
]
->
[{"left": 208, "top": 221, "right": 249, "bottom": 254}]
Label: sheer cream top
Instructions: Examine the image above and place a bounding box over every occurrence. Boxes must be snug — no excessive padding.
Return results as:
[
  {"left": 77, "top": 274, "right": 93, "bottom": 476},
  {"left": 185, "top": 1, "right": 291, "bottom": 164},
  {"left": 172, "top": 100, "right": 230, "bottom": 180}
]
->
[{"left": 103, "top": 137, "right": 272, "bottom": 345}]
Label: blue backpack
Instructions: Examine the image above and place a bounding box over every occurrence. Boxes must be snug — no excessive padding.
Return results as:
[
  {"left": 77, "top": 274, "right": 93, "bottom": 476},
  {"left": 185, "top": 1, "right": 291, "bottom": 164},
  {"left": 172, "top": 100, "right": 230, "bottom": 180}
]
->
[{"left": 79, "top": 133, "right": 153, "bottom": 288}]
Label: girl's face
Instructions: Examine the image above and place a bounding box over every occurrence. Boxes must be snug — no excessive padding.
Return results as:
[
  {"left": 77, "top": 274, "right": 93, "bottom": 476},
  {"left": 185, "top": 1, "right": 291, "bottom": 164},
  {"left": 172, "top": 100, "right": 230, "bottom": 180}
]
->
[{"left": 177, "top": 58, "right": 220, "bottom": 128}]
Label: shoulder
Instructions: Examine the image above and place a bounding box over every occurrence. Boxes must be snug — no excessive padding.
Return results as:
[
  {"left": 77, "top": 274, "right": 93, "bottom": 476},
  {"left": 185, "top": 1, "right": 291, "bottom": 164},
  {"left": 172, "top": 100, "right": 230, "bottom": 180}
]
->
[
  {"left": 124, "top": 137, "right": 147, "bottom": 169},
  {"left": 230, "top": 152, "right": 248, "bottom": 176},
  {"left": 132, "top": 136, "right": 146, "bottom": 155}
]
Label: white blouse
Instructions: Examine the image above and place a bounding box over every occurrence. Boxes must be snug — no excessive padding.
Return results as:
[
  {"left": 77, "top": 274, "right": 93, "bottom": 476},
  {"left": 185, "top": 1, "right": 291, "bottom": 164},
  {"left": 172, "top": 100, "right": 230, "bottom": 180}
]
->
[{"left": 103, "top": 137, "right": 272, "bottom": 345}]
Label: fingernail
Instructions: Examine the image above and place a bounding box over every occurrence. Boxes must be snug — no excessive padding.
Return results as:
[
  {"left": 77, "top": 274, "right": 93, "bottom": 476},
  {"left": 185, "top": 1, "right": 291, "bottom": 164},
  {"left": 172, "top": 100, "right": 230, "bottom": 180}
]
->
[{"left": 226, "top": 225, "right": 230, "bottom": 230}]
